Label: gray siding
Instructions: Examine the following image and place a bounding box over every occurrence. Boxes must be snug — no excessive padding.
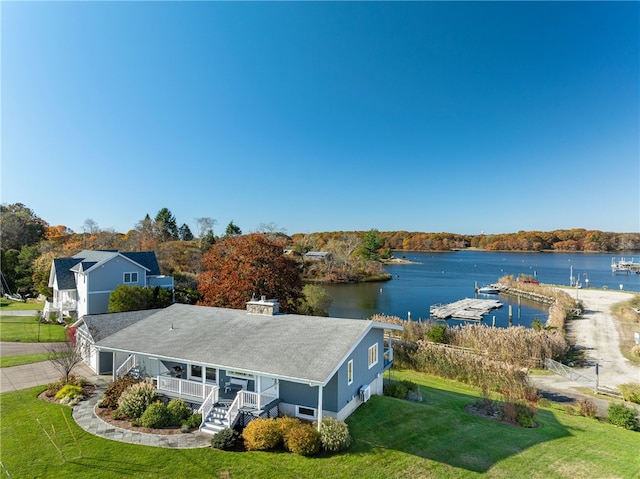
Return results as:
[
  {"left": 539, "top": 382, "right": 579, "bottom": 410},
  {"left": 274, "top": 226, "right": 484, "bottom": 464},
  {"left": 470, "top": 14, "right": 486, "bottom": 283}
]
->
[{"left": 87, "top": 257, "right": 147, "bottom": 314}]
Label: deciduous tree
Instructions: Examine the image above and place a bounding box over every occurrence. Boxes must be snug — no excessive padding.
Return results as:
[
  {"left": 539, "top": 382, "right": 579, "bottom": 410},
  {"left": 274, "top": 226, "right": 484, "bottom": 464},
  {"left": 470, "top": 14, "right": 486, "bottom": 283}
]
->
[{"left": 197, "top": 233, "right": 302, "bottom": 312}]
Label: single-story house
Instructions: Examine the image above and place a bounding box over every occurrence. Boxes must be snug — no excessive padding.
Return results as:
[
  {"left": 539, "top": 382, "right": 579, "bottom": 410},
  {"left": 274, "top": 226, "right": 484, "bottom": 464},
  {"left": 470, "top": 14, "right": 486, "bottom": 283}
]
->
[
  {"left": 76, "top": 297, "right": 402, "bottom": 433},
  {"left": 46, "top": 249, "right": 174, "bottom": 320}
]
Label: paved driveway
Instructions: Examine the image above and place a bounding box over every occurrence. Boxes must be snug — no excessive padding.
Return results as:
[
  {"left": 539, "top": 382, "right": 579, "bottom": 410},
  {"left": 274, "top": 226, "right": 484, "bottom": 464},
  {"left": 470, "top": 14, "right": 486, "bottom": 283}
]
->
[{"left": 0, "top": 341, "right": 95, "bottom": 393}]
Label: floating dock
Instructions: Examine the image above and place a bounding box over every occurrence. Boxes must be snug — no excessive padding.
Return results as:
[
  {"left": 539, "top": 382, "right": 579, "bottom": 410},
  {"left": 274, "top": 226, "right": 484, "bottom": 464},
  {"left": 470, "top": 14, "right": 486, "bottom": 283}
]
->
[{"left": 430, "top": 298, "right": 503, "bottom": 321}]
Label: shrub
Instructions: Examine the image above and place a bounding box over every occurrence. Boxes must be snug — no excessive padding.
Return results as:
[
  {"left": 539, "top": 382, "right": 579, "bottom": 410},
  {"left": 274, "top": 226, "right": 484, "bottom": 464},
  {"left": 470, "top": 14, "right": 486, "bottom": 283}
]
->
[
  {"left": 275, "top": 416, "right": 302, "bottom": 450},
  {"left": 319, "top": 417, "right": 351, "bottom": 452},
  {"left": 606, "top": 403, "right": 639, "bottom": 431},
  {"left": 99, "top": 376, "right": 141, "bottom": 409},
  {"left": 184, "top": 413, "right": 202, "bottom": 429},
  {"left": 55, "top": 384, "right": 83, "bottom": 400},
  {"left": 619, "top": 383, "right": 640, "bottom": 404},
  {"left": 211, "top": 428, "right": 240, "bottom": 450},
  {"left": 117, "top": 381, "right": 157, "bottom": 419},
  {"left": 425, "top": 324, "right": 448, "bottom": 343},
  {"left": 501, "top": 402, "right": 536, "bottom": 428},
  {"left": 241, "top": 418, "right": 281, "bottom": 451},
  {"left": 167, "top": 398, "right": 192, "bottom": 426},
  {"left": 576, "top": 398, "right": 598, "bottom": 418},
  {"left": 45, "top": 374, "right": 88, "bottom": 398},
  {"left": 384, "top": 380, "right": 418, "bottom": 399},
  {"left": 286, "top": 423, "right": 320, "bottom": 456},
  {"left": 140, "top": 401, "right": 172, "bottom": 428}
]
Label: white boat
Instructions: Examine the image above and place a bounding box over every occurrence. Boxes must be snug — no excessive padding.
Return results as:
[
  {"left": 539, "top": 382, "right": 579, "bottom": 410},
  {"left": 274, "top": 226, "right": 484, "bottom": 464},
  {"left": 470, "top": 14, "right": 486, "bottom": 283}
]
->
[
  {"left": 611, "top": 257, "right": 634, "bottom": 273},
  {"left": 477, "top": 285, "right": 500, "bottom": 294}
]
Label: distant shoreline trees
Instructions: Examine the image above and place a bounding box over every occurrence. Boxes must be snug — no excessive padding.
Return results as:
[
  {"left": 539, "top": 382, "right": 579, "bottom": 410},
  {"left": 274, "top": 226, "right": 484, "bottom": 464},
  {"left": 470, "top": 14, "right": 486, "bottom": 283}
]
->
[{"left": 2, "top": 201, "right": 639, "bottom": 300}]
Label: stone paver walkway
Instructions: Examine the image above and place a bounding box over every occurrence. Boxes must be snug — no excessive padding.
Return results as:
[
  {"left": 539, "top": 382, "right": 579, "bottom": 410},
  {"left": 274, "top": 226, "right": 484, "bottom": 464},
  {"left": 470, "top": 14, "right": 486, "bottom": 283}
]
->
[{"left": 72, "top": 386, "right": 212, "bottom": 448}]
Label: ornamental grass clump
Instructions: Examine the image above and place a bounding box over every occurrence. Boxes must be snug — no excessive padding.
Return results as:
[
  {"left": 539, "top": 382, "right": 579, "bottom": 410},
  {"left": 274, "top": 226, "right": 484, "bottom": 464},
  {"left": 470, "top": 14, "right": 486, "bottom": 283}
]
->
[
  {"left": 318, "top": 417, "right": 351, "bottom": 452},
  {"left": 576, "top": 398, "right": 598, "bottom": 419},
  {"left": 117, "top": 381, "right": 157, "bottom": 419},
  {"left": 99, "top": 375, "right": 141, "bottom": 409},
  {"left": 54, "top": 384, "right": 84, "bottom": 406}
]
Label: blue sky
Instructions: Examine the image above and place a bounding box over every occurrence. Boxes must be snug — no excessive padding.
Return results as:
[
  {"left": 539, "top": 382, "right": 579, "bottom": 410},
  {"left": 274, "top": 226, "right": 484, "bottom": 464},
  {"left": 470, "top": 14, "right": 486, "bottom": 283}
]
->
[{"left": 2, "top": 1, "right": 639, "bottom": 236}]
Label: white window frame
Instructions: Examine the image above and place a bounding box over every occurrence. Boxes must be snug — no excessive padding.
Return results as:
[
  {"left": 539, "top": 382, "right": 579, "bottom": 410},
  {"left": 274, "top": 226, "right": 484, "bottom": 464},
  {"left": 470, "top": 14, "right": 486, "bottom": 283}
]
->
[
  {"left": 347, "top": 359, "right": 354, "bottom": 385},
  {"left": 296, "top": 405, "right": 317, "bottom": 420},
  {"left": 368, "top": 343, "right": 378, "bottom": 369},
  {"left": 123, "top": 272, "right": 138, "bottom": 284}
]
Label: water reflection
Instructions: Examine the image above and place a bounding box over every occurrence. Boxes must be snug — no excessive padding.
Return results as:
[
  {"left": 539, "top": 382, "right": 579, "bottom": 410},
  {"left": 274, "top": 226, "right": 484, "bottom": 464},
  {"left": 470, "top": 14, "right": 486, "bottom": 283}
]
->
[{"left": 324, "top": 251, "right": 640, "bottom": 327}]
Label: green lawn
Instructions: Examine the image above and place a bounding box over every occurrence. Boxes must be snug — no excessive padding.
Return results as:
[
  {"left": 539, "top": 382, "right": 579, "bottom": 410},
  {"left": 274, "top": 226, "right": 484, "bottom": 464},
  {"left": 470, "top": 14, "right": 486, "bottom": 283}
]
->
[
  {"left": 1, "top": 370, "right": 638, "bottom": 479},
  {"left": 0, "top": 315, "right": 68, "bottom": 342},
  {"left": 0, "top": 298, "right": 44, "bottom": 311},
  {"left": 0, "top": 353, "right": 51, "bottom": 368}
]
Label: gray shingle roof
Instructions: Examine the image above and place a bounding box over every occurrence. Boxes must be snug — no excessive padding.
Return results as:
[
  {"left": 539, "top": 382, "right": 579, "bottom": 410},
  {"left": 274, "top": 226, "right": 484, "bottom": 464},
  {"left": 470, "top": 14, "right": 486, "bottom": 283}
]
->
[
  {"left": 77, "top": 309, "right": 162, "bottom": 342},
  {"left": 51, "top": 250, "right": 162, "bottom": 289},
  {"left": 95, "top": 303, "right": 386, "bottom": 385}
]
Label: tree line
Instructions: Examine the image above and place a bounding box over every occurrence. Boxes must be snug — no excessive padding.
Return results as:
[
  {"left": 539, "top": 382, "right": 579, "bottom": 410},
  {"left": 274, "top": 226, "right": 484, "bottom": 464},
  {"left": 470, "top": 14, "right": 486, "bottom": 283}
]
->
[{"left": 1, "top": 202, "right": 639, "bottom": 306}]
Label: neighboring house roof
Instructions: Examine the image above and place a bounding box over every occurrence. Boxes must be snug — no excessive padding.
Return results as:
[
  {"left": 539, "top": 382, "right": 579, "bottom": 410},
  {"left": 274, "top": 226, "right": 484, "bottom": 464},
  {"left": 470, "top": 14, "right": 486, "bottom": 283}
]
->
[
  {"left": 49, "top": 250, "right": 162, "bottom": 289},
  {"left": 74, "top": 309, "right": 162, "bottom": 343},
  {"left": 304, "top": 251, "right": 332, "bottom": 259},
  {"left": 51, "top": 258, "right": 83, "bottom": 290},
  {"left": 96, "top": 303, "right": 400, "bottom": 386}
]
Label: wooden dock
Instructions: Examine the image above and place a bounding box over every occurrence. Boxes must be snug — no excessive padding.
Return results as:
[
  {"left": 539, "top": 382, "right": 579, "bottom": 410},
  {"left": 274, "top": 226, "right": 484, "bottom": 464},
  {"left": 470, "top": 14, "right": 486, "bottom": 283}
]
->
[{"left": 430, "top": 298, "right": 503, "bottom": 321}]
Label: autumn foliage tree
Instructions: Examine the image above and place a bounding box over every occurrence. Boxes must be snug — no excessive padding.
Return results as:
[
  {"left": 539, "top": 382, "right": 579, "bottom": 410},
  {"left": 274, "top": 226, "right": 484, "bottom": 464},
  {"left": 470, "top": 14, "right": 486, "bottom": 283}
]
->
[{"left": 197, "top": 234, "right": 303, "bottom": 313}]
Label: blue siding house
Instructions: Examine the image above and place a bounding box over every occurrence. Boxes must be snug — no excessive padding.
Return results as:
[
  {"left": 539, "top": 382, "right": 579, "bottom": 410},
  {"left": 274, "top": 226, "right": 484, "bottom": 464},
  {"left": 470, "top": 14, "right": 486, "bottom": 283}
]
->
[
  {"left": 80, "top": 297, "right": 402, "bottom": 433},
  {"left": 46, "top": 249, "right": 174, "bottom": 320}
]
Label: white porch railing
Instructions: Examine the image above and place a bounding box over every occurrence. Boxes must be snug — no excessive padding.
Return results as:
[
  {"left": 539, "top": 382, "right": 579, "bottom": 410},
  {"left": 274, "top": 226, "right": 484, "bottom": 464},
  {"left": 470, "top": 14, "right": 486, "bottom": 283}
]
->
[
  {"left": 116, "top": 354, "right": 138, "bottom": 378},
  {"left": 156, "top": 375, "right": 217, "bottom": 400},
  {"left": 227, "top": 389, "right": 279, "bottom": 428},
  {"left": 197, "top": 387, "right": 220, "bottom": 429}
]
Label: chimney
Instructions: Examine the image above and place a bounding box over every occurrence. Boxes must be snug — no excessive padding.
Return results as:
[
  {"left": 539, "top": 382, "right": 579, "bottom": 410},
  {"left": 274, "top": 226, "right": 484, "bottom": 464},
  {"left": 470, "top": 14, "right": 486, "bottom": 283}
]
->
[{"left": 246, "top": 296, "right": 280, "bottom": 316}]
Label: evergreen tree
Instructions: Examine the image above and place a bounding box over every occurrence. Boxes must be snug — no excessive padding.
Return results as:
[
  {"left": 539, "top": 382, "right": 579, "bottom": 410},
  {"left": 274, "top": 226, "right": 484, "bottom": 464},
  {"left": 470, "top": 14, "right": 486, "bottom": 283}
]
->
[
  {"left": 179, "top": 223, "right": 194, "bottom": 241},
  {"left": 224, "top": 220, "right": 242, "bottom": 238},
  {"left": 155, "top": 208, "right": 179, "bottom": 241}
]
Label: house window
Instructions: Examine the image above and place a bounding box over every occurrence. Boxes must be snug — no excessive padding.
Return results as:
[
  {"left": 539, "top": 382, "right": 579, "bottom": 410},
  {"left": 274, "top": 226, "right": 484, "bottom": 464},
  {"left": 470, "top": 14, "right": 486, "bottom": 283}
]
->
[
  {"left": 124, "top": 272, "right": 138, "bottom": 284},
  {"left": 205, "top": 368, "right": 217, "bottom": 382},
  {"left": 190, "top": 365, "right": 202, "bottom": 379},
  {"left": 296, "top": 406, "right": 317, "bottom": 420},
  {"left": 347, "top": 359, "right": 353, "bottom": 385},
  {"left": 368, "top": 343, "right": 378, "bottom": 369}
]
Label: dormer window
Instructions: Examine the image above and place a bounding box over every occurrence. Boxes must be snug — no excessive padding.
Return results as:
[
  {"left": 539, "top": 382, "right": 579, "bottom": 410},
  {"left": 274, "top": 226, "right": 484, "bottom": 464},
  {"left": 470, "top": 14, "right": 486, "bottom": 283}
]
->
[{"left": 123, "top": 272, "right": 138, "bottom": 284}]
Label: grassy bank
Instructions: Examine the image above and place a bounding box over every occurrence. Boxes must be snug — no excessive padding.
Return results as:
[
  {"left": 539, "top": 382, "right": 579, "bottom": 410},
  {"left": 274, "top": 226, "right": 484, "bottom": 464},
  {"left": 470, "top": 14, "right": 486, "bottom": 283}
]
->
[{"left": 1, "top": 370, "right": 638, "bottom": 478}]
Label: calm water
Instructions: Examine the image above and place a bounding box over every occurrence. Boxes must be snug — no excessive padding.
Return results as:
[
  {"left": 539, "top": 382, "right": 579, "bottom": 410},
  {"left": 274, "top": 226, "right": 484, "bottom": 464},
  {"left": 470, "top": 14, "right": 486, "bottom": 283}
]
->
[{"left": 325, "top": 251, "right": 640, "bottom": 328}]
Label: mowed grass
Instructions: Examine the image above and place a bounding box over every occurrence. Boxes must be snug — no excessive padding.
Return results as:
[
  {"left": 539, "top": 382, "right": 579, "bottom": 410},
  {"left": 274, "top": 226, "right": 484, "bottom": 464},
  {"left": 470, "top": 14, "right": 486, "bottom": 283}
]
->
[
  {"left": 0, "top": 315, "right": 68, "bottom": 342},
  {"left": 1, "top": 370, "right": 639, "bottom": 479},
  {"left": 0, "top": 353, "right": 51, "bottom": 368},
  {"left": 0, "top": 298, "right": 44, "bottom": 311}
]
